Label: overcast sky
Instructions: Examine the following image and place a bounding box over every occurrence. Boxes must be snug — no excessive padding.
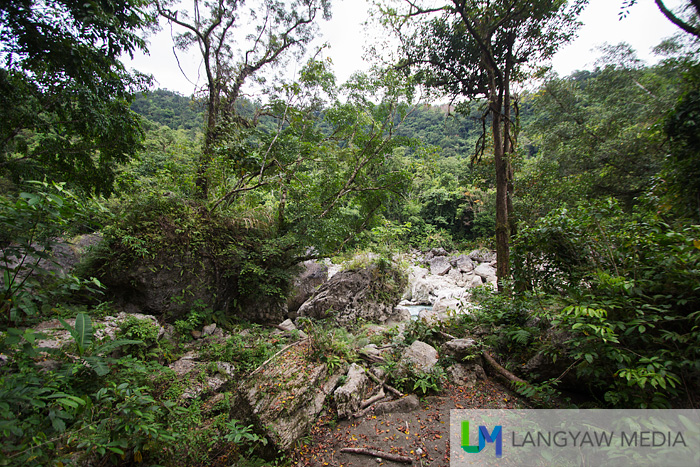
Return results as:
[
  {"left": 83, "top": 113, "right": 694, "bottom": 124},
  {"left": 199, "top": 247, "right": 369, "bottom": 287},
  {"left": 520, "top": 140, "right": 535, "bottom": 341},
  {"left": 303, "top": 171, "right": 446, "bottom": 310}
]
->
[{"left": 124, "top": 0, "right": 687, "bottom": 96}]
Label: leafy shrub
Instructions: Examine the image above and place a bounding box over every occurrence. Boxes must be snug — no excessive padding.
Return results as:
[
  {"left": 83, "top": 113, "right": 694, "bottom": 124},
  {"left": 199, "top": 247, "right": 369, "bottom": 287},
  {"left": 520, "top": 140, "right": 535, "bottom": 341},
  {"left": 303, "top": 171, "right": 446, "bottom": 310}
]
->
[
  {"left": 89, "top": 191, "right": 301, "bottom": 323},
  {"left": 202, "top": 328, "right": 283, "bottom": 373},
  {"left": 58, "top": 312, "right": 142, "bottom": 377},
  {"left": 300, "top": 318, "right": 358, "bottom": 365},
  {"left": 378, "top": 349, "right": 446, "bottom": 396},
  {"left": 0, "top": 181, "right": 105, "bottom": 324},
  {"left": 512, "top": 199, "right": 700, "bottom": 407},
  {"left": 117, "top": 315, "right": 161, "bottom": 358}
]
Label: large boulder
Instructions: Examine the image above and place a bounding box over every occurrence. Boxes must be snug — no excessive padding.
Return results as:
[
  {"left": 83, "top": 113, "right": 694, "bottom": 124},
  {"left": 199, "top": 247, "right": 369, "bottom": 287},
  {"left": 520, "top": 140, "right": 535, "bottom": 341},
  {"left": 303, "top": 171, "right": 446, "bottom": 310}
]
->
[
  {"left": 409, "top": 274, "right": 459, "bottom": 305},
  {"left": 372, "top": 394, "right": 420, "bottom": 415},
  {"left": 442, "top": 338, "right": 478, "bottom": 360},
  {"left": 469, "top": 249, "right": 497, "bottom": 263},
  {"left": 402, "top": 265, "right": 427, "bottom": 301},
  {"left": 296, "top": 263, "right": 407, "bottom": 326},
  {"left": 234, "top": 344, "right": 342, "bottom": 451},
  {"left": 432, "top": 297, "right": 462, "bottom": 315},
  {"left": 97, "top": 252, "right": 231, "bottom": 322},
  {"left": 474, "top": 263, "right": 497, "bottom": 282},
  {"left": 286, "top": 261, "right": 328, "bottom": 316},
  {"left": 76, "top": 198, "right": 306, "bottom": 325},
  {"left": 86, "top": 210, "right": 292, "bottom": 325},
  {"left": 454, "top": 254, "right": 475, "bottom": 273},
  {"left": 400, "top": 340, "right": 439, "bottom": 374},
  {"left": 2, "top": 233, "right": 102, "bottom": 288},
  {"left": 446, "top": 363, "right": 486, "bottom": 387},
  {"left": 447, "top": 268, "right": 467, "bottom": 286},
  {"left": 429, "top": 256, "right": 452, "bottom": 276},
  {"left": 45, "top": 234, "right": 102, "bottom": 276},
  {"left": 386, "top": 305, "right": 412, "bottom": 325}
]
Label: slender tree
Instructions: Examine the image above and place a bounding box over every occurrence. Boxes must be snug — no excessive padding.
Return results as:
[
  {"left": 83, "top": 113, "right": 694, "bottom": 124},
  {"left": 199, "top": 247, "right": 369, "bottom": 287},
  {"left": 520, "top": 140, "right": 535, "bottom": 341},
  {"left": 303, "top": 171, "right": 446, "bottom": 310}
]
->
[
  {"left": 156, "top": 0, "right": 331, "bottom": 198},
  {"left": 379, "top": 0, "right": 586, "bottom": 285}
]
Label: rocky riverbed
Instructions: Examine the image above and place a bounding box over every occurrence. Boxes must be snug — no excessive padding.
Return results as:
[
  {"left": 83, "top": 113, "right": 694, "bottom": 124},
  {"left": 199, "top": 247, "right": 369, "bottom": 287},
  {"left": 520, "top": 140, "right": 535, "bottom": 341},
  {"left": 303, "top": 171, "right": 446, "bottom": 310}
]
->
[{"left": 24, "top": 247, "right": 513, "bottom": 464}]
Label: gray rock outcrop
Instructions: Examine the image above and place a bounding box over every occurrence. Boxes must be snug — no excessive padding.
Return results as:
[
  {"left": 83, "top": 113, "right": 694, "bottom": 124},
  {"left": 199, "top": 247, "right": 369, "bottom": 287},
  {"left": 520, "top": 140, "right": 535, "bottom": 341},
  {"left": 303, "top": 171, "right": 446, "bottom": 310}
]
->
[
  {"left": 334, "top": 363, "right": 369, "bottom": 418},
  {"left": 235, "top": 351, "right": 342, "bottom": 451},
  {"left": 402, "top": 250, "right": 497, "bottom": 308},
  {"left": 474, "top": 263, "right": 497, "bottom": 283},
  {"left": 429, "top": 256, "right": 452, "bottom": 276},
  {"left": 372, "top": 394, "right": 420, "bottom": 415},
  {"left": 286, "top": 261, "right": 328, "bottom": 315},
  {"left": 296, "top": 263, "right": 406, "bottom": 326},
  {"left": 442, "top": 338, "right": 478, "bottom": 360},
  {"left": 446, "top": 363, "right": 486, "bottom": 387}
]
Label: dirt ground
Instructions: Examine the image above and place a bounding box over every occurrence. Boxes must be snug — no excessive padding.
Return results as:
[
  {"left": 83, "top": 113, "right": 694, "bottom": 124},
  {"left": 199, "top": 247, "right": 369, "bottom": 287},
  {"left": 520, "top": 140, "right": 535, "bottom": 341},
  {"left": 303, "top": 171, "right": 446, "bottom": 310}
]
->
[{"left": 293, "top": 379, "right": 530, "bottom": 467}]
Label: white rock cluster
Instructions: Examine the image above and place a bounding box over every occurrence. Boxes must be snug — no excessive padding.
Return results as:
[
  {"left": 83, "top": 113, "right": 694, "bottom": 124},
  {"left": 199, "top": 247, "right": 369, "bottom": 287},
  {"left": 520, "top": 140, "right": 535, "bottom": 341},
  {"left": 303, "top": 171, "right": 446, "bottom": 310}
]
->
[{"left": 399, "top": 249, "right": 497, "bottom": 321}]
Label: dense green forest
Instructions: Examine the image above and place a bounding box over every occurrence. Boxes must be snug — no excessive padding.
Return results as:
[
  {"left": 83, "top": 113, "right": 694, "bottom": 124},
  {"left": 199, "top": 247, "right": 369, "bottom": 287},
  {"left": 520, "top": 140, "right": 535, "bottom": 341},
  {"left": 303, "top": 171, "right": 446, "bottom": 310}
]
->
[{"left": 1, "top": 0, "right": 699, "bottom": 465}]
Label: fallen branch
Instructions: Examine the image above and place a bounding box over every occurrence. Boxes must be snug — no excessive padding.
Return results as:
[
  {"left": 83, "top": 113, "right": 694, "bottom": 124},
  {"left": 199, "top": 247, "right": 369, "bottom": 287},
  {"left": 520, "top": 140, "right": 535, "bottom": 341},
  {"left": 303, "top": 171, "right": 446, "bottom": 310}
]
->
[
  {"left": 438, "top": 331, "right": 457, "bottom": 340},
  {"left": 358, "top": 350, "right": 385, "bottom": 364},
  {"left": 367, "top": 371, "right": 403, "bottom": 398},
  {"left": 360, "top": 387, "right": 386, "bottom": 409},
  {"left": 352, "top": 395, "right": 392, "bottom": 419},
  {"left": 340, "top": 447, "right": 413, "bottom": 464},
  {"left": 383, "top": 383, "right": 403, "bottom": 398},
  {"left": 482, "top": 351, "right": 527, "bottom": 385}
]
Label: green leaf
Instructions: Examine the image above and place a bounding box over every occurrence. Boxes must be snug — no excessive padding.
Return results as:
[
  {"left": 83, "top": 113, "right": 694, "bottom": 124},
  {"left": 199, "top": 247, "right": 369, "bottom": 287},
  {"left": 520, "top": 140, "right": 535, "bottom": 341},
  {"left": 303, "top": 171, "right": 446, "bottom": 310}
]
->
[
  {"left": 93, "top": 339, "right": 142, "bottom": 356},
  {"left": 107, "top": 447, "right": 125, "bottom": 455},
  {"left": 3, "top": 269, "right": 11, "bottom": 289},
  {"left": 56, "top": 398, "right": 80, "bottom": 409},
  {"left": 83, "top": 356, "right": 110, "bottom": 376},
  {"left": 74, "top": 313, "right": 93, "bottom": 351},
  {"left": 52, "top": 417, "right": 66, "bottom": 432}
]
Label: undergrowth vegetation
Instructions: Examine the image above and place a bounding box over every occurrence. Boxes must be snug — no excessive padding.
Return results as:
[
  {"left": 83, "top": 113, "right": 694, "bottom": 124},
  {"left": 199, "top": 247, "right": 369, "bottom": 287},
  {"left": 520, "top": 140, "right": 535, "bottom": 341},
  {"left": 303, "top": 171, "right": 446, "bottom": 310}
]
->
[
  {"left": 0, "top": 309, "right": 285, "bottom": 466},
  {"left": 453, "top": 199, "right": 700, "bottom": 408},
  {"left": 85, "top": 191, "right": 301, "bottom": 323}
]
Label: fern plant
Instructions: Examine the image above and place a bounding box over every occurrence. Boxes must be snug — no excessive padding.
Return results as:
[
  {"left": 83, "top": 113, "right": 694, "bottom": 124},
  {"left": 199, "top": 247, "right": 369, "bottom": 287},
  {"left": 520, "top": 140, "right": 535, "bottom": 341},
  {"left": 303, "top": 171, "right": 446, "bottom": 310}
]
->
[{"left": 58, "top": 313, "right": 142, "bottom": 376}]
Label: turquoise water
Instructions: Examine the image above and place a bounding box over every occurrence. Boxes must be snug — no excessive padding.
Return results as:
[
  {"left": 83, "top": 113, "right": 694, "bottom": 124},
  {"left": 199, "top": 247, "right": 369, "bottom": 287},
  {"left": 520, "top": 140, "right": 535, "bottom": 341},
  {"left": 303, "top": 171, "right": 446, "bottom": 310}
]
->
[{"left": 403, "top": 305, "right": 430, "bottom": 320}]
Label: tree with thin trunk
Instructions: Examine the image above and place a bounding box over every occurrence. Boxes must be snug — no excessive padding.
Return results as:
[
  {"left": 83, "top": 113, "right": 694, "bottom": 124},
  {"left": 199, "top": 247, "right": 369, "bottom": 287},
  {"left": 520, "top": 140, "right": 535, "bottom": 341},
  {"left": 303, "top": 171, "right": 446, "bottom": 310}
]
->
[
  {"left": 377, "top": 0, "right": 586, "bottom": 286},
  {"left": 156, "top": 0, "right": 331, "bottom": 198}
]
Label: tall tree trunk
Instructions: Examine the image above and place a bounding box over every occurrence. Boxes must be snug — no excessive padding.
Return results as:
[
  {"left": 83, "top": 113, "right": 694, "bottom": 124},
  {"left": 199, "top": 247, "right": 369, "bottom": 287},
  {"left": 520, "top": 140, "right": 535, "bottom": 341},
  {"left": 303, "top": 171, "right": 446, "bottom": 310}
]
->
[
  {"left": 489, "top": 72, "right": 510, "bottom": 287},
  {"left": 197, "top": 100, "right": 218, "bottom": 199},
  {"left": 503, "top": 39, "right": 517, "bottom": 240}
]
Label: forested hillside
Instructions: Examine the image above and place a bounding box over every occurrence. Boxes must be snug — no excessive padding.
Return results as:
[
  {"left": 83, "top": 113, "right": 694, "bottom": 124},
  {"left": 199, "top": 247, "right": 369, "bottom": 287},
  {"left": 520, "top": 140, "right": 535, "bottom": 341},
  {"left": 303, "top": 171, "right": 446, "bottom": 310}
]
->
[
  {"left": 1, "top": 0, "right": 699, "bottom": 465},
  {"left": 131, "top": 89, "right": 204, "bottom": 134}
]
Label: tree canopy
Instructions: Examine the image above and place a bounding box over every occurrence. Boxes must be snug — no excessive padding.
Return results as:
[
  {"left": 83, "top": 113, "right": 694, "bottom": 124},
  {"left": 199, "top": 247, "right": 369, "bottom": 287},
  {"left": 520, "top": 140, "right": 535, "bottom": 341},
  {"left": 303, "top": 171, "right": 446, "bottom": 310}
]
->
[
  {"left": 0, "top": 0, "right": 154, "bottom": 195},
  {"left": 379, "top": 0, "right": 586, "bottom": 283},
  {"left": 156, "top": 0, "right": 332, "bottom": 198}
]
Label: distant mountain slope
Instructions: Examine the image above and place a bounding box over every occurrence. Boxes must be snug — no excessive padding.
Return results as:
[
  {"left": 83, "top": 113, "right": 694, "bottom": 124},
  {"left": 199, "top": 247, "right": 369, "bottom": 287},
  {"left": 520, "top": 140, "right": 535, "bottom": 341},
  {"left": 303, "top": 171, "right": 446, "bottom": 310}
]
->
[{"left": 131, "top": 89, "right": 204, "bottom": 132}]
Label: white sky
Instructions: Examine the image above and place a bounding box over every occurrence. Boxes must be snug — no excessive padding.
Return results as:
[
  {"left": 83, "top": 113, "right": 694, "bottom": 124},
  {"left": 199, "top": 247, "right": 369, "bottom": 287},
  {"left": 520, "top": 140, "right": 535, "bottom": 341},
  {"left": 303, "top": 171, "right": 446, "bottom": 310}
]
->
[{"left": 124, "top": 0, "right": 688, "bottom": 96}]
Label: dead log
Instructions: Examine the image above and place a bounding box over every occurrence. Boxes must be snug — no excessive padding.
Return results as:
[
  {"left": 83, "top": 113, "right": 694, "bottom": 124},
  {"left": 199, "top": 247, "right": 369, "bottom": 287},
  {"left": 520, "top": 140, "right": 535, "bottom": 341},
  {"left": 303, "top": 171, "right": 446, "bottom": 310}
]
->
[
  {"left": 438, "top": 331, "right": 457, "bottom": 340},
  {"left": 360, "top": 387, "right": 386, "bottom": 409},
  {"left": 340, "top": 447, "right": 413, "bottom": 464},
  {"left": 482, "top": 351, "right": 527, "bottom": 385},
  {"left": 352, "top": 395, "right": 392, "bottom": 419},
  {"left": 358, "top": 350, "right": 385, "bottom": 364},
  {"left": 367, "top": 372, "right": 403, "bottom": 398}
]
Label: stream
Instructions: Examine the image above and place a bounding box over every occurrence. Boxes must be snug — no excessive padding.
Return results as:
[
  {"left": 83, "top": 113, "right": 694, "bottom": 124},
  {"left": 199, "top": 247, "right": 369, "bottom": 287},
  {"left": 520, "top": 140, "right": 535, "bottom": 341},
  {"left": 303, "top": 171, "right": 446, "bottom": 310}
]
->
[{"left": 403, "top": 305, "right": 430, "bottom": 320}]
